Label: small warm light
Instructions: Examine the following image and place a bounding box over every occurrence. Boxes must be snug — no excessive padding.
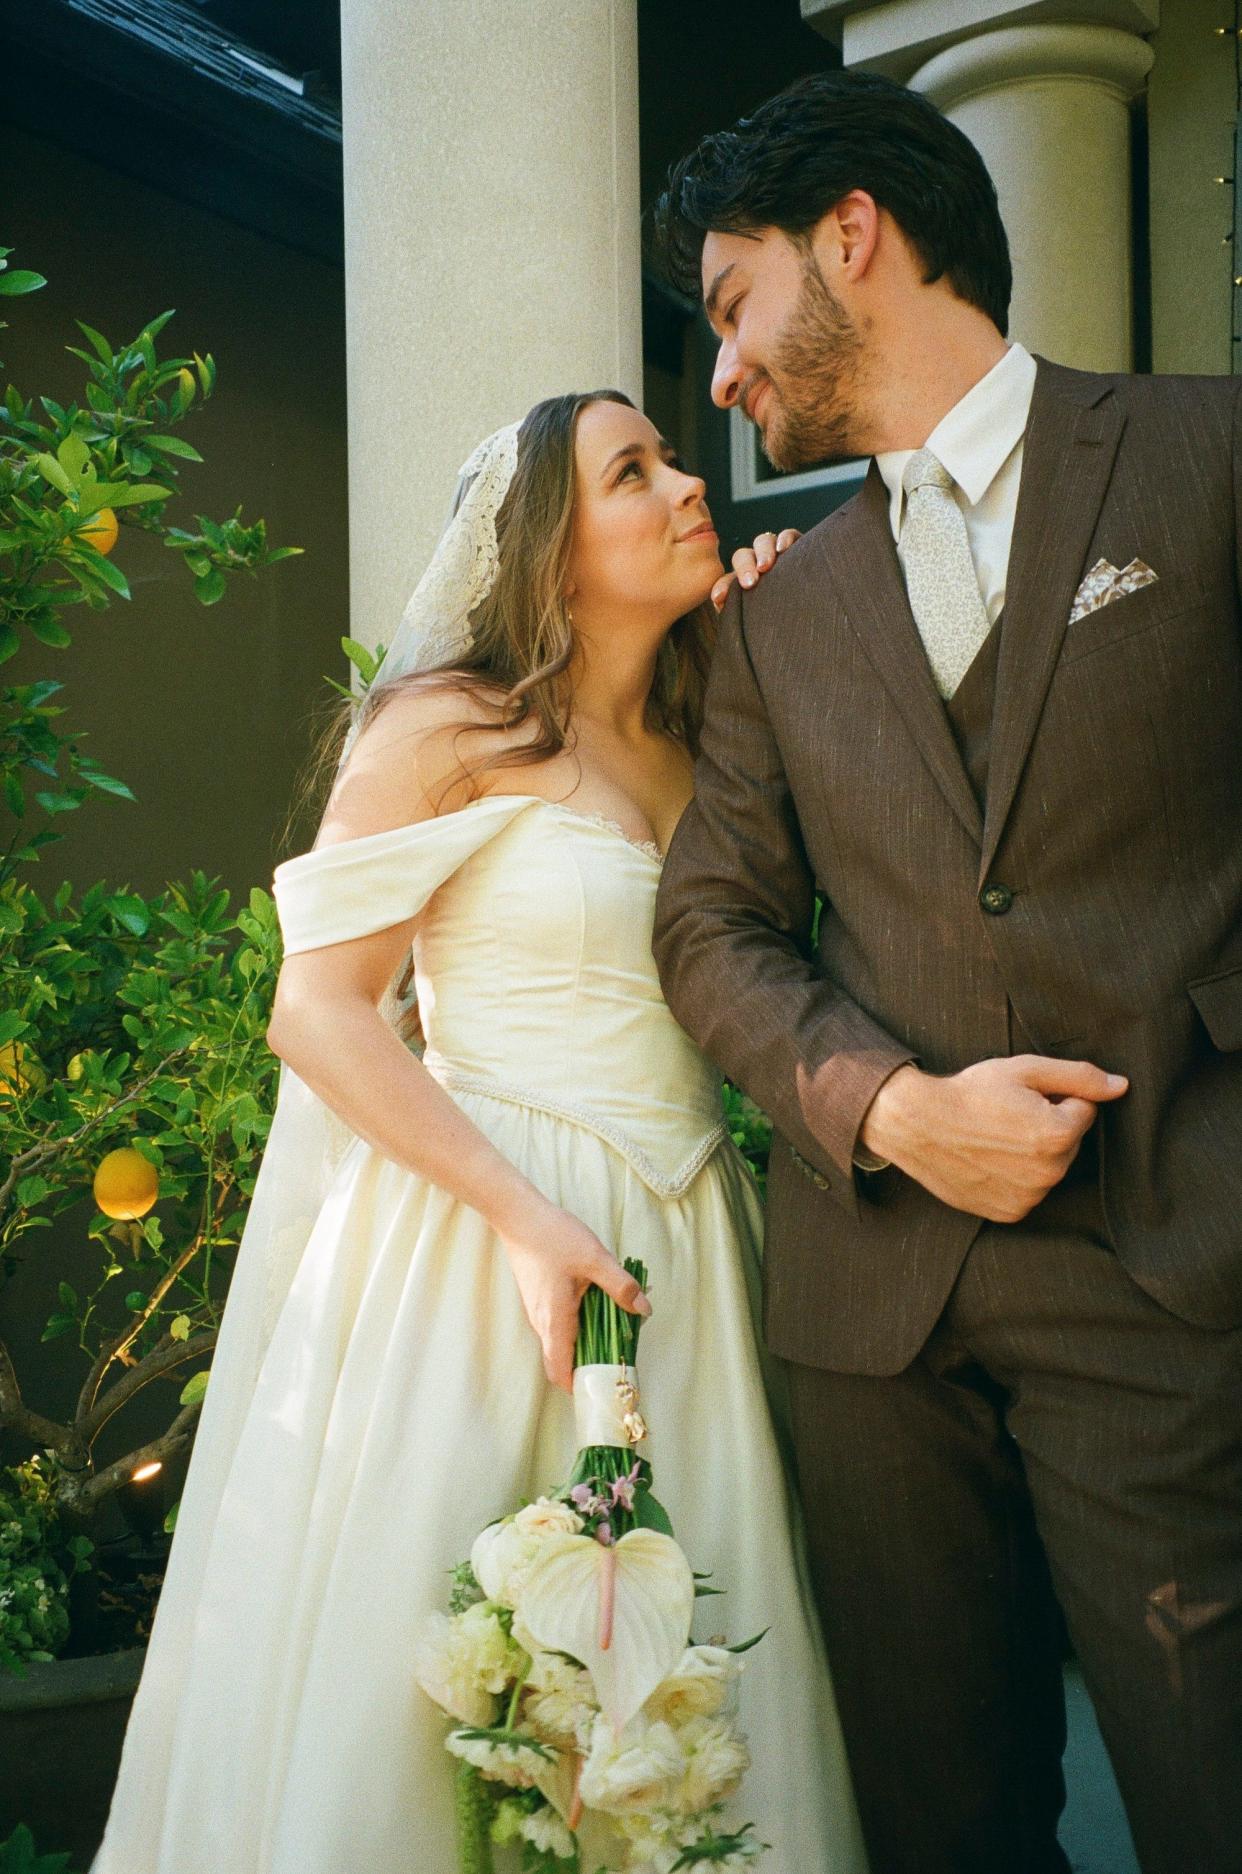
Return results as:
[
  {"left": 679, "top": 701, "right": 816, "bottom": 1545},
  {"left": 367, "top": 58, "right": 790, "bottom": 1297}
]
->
[{"left": 131, "top": 1461, "right": 163, "bottom": 1484}]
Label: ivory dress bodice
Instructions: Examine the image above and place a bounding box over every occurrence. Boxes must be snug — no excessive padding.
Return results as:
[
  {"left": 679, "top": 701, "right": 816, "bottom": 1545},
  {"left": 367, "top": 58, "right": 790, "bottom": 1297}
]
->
[{"left": 273, "top": 794, "right": 726, "bottom": 1198}]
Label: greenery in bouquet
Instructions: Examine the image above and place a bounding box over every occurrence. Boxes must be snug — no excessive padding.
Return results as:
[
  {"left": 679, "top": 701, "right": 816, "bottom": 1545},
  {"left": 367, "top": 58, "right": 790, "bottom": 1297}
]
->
[
  {"left": 415, "top": 1262, "right": 768, "bottom": 1874},
  {"left": 0, "top": 249, "right": 295, "bottom": 1638}
]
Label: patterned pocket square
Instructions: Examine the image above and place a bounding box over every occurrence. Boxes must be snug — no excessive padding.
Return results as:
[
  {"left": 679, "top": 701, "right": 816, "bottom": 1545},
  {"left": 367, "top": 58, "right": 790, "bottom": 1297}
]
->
[{"left": 1069, "top": 557, "right": 1158, "bottom": 625}]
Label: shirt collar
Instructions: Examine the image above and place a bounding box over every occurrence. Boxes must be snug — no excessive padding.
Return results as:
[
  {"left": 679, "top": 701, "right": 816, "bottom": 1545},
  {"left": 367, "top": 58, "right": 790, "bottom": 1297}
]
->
[{"left": 874, "top": 341, "right": 1038, "bottom": 538}]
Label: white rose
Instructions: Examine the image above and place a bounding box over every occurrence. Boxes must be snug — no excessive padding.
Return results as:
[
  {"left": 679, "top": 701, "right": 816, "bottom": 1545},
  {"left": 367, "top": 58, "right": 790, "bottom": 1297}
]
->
[
  {"left": 578, "top": 1713, "right": 684, "bottom": 1815},
  {"left": 446, "top": 1727, "right": 546, "bottom": 1790},
  {"left": 513, "top": 1497, "right": 584, "bottom": 1539},
  {"left": 644, "top": 1644, "right": 740, "bottom": 1724},
  {"left": 471, "top": 1519, "right": 534, "bottom": 1607},
  {"left": 668, "top": 1712, "right": 751, "bottom": 1814},
  {"left": 522, "top": 1650, "right": 598, "bottom": 1749},
  {"left": 519, "top": 1803, "right": 577, "bottom": 1860},
  {"left": 615, "top": 1812, "right": 698, "bottom": 1874},
  {"left": 411, "top": 1605, "right": 516, "bottom": 1726},
  {"left": 471, "top": 1501, "right": 583, "bottom": 1609}
]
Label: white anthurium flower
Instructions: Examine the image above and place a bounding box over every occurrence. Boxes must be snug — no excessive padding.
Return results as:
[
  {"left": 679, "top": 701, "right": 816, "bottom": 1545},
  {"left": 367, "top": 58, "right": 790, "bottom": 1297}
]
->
[
  {"left": 644, "top": 1644, "right": 740, "bottom": 1724},
  {"left": 517, "top": 1528, "right": 695, "bottom": 1731},
  {"left": 577, "top": 1711, "right": 685, "bottom": 1814}
]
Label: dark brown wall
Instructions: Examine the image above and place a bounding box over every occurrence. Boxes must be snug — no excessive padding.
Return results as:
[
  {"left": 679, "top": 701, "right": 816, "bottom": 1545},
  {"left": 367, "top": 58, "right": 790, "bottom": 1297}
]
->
[{"left": 2, "top": 124, "right": 348, "bottom": 900}]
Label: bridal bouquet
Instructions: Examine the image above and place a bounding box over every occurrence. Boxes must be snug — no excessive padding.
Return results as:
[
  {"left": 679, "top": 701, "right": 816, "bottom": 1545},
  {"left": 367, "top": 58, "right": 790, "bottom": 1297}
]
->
[{"left": 414, "top": 1259, "right": 767, "bottom": 1874}]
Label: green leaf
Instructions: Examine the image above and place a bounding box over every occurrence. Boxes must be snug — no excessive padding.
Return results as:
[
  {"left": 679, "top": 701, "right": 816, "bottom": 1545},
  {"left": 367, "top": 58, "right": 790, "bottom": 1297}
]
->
[
  {"left": 31, "top": 452, "right": 73, "bottom": 496},
  {"left": 724, "top": 1627, "right": 769, "bottom": 1655},
  {"left": 0, "top": 269, "right": 47, "bottom": 295},
  {"left": 144, "top": 433, "right": 203, "bottom": 461},
  {"left": 71, "top": 543, "right": 129, "bottom": 598},
  {"left": 26, "top": 614, "right": 73, "bottom": 648},
  {"left": 78, "top": 767, "right": 136, "bottom": 801},
  {"left": 141, "top": 309, "right": 177, "bottom": 344},
  {"left": 40, "top": 1315, "right": 76, "bottom": 1342},
  {"left": 169, "top": 1313, "right": 191, "bottom": 1342},
  {"left": 0, "top": 623, "right": 19, "bottom": 665},
  {"left": 0, "top": 1822, "right": 73, "bottom": 1872},
  {"left": 103, "top": 893, "right": 150, "bottom": 936},
  {"left": 75, "top": 319, "right": 115, "bottom": 364},
  {"left": 14, "top": 1175, "right": 51, "bottom": 1207},
  {"left": 55, "top": 432, "right": 90, "bottom": 480},
  {"left": 179, "top": 1369, "right": 209, "bottom": 1406},
  {"left": 57, "top": 1281, "right": 78, "bottom": 1312},
  {"left": 34, "top": 790, "right": 83, "bottom": 815},
  {"left": 194, "top": 566, "right": 227, "bottom": 605},
  {"left": 163, "top": 1498, "right": 180, "bottom": 1535},
  {"left": 99, "top": 482, "right": 171, "bottom": 510}
]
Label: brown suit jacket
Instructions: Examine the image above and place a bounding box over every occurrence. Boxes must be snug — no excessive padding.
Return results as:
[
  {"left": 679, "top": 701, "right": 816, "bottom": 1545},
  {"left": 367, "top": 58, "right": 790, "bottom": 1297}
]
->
[{"left": 653, "top": 356, "right": 1242, "bottom": 1375}]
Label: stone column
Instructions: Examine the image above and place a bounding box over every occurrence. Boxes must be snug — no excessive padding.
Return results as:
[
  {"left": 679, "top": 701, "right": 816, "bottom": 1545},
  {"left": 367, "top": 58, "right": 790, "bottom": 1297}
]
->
[
  {"left": 340, "top": 0, "right": 642, "bottom": 653},
  {"left": 803, "top": 2, "right": 1157, "bottom": 372}
]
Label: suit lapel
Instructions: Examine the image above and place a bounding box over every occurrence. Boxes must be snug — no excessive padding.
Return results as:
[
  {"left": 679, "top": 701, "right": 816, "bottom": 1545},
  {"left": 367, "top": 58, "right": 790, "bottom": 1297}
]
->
[
  {"left": 980, "top": 357, "right": 1126, "bottom": 877},
  {"left": 824, "top": 462, "right": 984, "bottom": 847}
]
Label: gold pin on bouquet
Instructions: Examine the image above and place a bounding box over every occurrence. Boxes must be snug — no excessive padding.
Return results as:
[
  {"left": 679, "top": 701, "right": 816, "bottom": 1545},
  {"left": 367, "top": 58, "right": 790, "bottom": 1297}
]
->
[{"left": 414, "top": 1259, "right": 768, "bottom": 1873}]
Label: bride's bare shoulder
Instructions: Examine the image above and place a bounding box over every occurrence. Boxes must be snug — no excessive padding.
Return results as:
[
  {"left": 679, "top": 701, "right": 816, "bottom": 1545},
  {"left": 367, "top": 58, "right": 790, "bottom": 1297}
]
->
[{"left": 316, "top": 675, "right": 535, "bottom": 844}]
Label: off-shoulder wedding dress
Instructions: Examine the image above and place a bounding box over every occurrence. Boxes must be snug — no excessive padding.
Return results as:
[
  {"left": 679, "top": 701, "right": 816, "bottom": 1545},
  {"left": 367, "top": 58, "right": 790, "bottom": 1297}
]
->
[{"left": 92, "top": 795, "right": 867, "bottom": 1873}]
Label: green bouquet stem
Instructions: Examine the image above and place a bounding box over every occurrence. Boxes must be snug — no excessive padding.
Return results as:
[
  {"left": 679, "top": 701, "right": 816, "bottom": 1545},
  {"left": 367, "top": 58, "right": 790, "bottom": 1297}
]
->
[
  {"left": 454, "top": 1759, "right": 494, "bottom": 1874},
  {"left": 566, "top": 1258, "right": 675, "bottom": 1540}
]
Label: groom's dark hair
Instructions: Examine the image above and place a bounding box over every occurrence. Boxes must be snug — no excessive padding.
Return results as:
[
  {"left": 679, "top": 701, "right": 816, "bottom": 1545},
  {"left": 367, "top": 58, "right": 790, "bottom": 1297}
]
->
[{"left": 653, "top": 70, "right": 1012, "bottom": 334}]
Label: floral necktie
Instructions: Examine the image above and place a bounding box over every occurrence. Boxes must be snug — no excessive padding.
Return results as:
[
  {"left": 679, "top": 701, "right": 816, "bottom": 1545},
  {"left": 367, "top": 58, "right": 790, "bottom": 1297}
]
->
[{"left": 900, "top": 448, "right": 991, "bottom": 699}]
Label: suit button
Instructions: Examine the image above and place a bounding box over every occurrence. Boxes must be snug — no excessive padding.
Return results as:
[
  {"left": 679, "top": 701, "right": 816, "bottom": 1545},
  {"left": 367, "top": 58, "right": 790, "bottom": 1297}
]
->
[{"left": 979, "top": 883, "right": 1014, "bottom": 916}]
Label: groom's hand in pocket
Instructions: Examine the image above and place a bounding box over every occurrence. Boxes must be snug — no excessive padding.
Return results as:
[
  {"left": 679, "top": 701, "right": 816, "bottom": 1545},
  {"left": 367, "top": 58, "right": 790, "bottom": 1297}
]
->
[
  {"left": 711, "top": 528, "right": 800, "bottom": 611},
  {"left": 859, "top": 1056, "right": 1129, "bottom": 1223}
]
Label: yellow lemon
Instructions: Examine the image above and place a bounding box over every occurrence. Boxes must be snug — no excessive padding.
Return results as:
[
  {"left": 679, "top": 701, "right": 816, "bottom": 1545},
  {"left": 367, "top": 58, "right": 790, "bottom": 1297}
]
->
[
  {"left": 72, "top": 507, "right": 119, "bottom": 556},
  {"left": 0, "top": 1040, "right": 47, "bottom": 1095},
  {"left": 93, "top": 1146, "right": 159, "bottom": 1220}
]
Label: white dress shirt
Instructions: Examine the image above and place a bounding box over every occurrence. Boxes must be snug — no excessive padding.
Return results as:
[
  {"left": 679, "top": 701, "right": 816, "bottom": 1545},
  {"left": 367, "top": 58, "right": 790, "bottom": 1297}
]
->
[{"left": 874, "top": 341, "right": 1037, "bottom": 625}]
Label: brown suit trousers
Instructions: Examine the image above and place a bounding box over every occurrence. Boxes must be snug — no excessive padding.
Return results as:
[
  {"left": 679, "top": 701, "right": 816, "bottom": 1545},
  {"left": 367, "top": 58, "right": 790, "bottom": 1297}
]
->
[{"left": 654, "top": 359, "right": 1242, "bottom": 1874}]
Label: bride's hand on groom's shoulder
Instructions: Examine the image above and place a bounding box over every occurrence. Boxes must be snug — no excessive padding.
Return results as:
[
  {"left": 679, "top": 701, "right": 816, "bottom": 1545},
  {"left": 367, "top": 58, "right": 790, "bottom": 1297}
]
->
[
  {"left": 862, "top": 1055, "right": 1130, "bottom": 1224},
  {"left": 711, "top": 528, "right": 801, "bottom": 611}
]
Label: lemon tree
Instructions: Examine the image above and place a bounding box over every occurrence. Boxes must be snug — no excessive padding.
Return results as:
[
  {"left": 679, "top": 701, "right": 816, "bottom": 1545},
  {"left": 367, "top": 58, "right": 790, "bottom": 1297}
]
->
[
  {"left": 0, "top": 249, "right": 301, "bottom": 886},
  {"left": 0, "top": 252, "right": 296, "bottom": 1614},
  {"left": 0, "top": 871, "right": 281, "bottom": 1529}
]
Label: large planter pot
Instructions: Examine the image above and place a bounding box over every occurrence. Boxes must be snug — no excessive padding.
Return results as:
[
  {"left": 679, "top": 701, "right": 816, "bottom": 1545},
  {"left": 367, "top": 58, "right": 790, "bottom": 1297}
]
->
[{"left": 0, "top": 1646, "right": 145, "bottom": 1869}]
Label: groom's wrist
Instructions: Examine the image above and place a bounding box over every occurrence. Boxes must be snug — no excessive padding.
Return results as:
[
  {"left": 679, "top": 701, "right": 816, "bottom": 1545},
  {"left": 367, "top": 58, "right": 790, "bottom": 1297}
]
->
[{"left": 858, "top": 1062, "right": 926, "bottom": 1165}]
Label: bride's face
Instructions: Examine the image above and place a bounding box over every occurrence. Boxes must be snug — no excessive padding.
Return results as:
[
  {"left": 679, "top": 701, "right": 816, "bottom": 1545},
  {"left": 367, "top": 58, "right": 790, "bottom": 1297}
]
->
[{"left": 565, "top": 401, "right": 722, "bottom": 630}]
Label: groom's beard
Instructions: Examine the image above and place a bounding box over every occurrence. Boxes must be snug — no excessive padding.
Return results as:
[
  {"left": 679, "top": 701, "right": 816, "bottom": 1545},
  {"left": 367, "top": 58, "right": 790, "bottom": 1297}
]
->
[{"left": 754, "top": 260, "right": 867, "bottom": 472}]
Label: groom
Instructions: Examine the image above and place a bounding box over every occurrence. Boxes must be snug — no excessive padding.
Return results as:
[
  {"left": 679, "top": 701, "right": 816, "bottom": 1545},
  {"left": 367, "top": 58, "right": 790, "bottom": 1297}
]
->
[{"left": 652, "top": 70, "right": 1242, "bottom": 1874}]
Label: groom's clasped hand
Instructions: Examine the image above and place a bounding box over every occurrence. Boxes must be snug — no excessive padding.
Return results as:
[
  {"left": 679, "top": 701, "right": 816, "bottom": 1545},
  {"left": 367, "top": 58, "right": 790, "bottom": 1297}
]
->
[{"left": 862, "top": 1053, "right": 1129, "bottom": 1224}]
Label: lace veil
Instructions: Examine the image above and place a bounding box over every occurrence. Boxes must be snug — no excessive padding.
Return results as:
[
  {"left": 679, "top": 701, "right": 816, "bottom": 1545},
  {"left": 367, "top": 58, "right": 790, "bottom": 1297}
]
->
[{"left": 190, "top": 421, "right": 524, "bottom": 1446}]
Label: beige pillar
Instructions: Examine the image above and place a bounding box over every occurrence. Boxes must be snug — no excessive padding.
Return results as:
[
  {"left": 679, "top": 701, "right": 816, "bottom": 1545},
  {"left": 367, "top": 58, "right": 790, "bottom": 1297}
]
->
[
  {"left": 803, "top": 2, "right": 1157, "bottom": 372},
  {"left": 912, "top": 27, "right": 1153, "bottom": 370},
  {"left": 340, "top": 0, "right": 642, "bottom": 654}
]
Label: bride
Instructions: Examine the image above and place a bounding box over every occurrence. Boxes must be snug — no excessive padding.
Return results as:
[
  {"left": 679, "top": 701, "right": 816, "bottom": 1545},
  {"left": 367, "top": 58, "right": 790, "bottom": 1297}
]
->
[{"left": 91, "top": 390, "right": 867, "bottom": 1873}]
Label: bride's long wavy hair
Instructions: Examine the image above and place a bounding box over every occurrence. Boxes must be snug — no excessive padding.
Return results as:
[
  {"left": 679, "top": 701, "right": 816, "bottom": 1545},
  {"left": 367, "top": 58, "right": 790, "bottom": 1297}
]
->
[{"left": 292, "top": 389, "right": 717, "bottom": 833}]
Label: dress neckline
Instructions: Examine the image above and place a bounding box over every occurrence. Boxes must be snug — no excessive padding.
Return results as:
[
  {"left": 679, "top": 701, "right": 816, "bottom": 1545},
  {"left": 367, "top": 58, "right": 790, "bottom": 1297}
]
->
[{"left": 481, "top": 794, "right": 666, "bottom": 867}]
